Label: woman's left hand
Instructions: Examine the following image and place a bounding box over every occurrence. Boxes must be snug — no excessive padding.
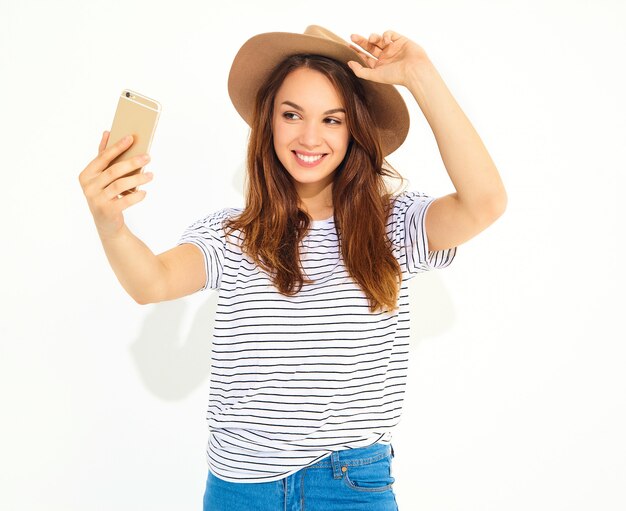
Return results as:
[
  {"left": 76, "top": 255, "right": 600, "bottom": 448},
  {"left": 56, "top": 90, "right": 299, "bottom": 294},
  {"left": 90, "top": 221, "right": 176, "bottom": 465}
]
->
[{"left": 347, "top": 30, "right": 429, "bottom": 87}]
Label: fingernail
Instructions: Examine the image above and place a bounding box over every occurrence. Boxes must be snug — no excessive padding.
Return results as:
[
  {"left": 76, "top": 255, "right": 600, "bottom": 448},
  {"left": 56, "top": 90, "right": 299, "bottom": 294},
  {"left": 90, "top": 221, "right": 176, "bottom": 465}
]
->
[{"left": 124, "top": 135, "right": 132, "bottom": 143}]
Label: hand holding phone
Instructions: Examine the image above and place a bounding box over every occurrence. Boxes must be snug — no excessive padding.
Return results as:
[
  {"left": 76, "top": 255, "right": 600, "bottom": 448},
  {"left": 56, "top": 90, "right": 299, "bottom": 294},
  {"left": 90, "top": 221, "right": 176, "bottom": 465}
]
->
[
  {"left": 78, "top": 89, "right": 161, "bottom": 240},
  {"left": 78, "top": 133, "right": 152, "bottom": 239}
]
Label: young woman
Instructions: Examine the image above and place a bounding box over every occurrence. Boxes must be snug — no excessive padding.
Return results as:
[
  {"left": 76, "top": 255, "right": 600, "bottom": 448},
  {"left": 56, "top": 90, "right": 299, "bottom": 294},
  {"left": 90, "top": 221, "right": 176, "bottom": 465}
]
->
[{"left": 79, "top": 25, "right": 506, "bottom": 511}]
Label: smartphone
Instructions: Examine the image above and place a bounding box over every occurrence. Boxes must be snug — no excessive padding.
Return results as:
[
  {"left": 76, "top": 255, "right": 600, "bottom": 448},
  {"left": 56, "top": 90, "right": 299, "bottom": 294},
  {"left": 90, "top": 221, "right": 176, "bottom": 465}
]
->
[{"left": 105, "top": 89, "right": 161, "bottom": 194}]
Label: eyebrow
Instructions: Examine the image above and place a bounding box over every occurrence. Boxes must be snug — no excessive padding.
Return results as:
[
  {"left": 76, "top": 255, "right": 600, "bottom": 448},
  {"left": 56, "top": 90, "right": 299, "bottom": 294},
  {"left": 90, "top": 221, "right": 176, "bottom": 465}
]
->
[{"left": 280, "top": 100, "right": 345, "bottom": 115}]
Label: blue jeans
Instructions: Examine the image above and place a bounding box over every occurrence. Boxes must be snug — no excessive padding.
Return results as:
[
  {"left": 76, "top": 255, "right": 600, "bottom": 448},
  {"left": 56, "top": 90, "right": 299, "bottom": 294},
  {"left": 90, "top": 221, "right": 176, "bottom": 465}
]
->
[{"left": 203, "top": 442, "right": 398, "bottom": 510}]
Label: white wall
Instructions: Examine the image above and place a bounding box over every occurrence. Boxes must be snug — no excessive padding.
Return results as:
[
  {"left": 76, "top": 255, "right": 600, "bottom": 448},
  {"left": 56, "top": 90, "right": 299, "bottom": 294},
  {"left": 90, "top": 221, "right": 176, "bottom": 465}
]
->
[{"left": 1, "top": 0, "right": 624, "bottom": 509}]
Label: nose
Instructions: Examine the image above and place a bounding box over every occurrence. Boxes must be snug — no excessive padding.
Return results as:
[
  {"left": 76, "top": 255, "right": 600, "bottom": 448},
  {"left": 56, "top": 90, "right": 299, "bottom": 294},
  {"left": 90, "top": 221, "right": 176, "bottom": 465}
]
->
[{"left": 298, "top": 120, "right": 323, "bottom": 149}]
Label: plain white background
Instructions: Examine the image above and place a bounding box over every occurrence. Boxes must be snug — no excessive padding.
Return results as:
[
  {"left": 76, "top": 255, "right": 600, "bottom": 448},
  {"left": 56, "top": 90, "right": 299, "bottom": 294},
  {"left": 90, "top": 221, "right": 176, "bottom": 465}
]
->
[{"left": 1, "top": 0, "right": 624, "bottom": 509}]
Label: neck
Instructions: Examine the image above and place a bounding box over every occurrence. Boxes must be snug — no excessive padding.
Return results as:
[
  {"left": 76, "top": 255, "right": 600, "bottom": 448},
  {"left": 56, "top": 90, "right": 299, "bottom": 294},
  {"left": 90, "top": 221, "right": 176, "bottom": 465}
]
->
[{"left": 296, "top": 180, "right": 334, "bottom": 221}]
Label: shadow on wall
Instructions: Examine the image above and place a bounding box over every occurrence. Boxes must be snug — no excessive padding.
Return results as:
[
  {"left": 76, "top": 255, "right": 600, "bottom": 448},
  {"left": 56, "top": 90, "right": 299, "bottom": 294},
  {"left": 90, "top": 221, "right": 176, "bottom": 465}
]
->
[
  {"left": 128, "top": 292, "right": 218, "bottom": 401},
  {"left": 126, "top": 158, "right": 246, "bottom": 401}
]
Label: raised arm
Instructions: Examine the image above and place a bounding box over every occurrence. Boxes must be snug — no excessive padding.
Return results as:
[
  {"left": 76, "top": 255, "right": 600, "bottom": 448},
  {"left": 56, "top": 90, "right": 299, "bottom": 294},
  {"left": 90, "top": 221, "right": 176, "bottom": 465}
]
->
[
  {"left": 348, "top": 30, "right": 508, "bottom": 251},
  {"left": 78, "top": 132, "right": 206, "bottom": 304}
]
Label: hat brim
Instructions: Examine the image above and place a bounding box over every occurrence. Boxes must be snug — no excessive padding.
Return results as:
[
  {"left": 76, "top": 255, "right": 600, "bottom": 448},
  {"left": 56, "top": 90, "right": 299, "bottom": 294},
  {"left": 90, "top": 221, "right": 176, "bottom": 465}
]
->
[{"left": 227, "top": 29, "right": 409, "bottom": 157}]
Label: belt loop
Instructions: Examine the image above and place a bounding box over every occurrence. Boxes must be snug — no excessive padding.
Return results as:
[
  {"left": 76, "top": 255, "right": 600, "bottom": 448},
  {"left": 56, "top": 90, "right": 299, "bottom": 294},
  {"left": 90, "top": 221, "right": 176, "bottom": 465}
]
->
[{"left": 330, "top": 450, "right": 344, "bottom": 479}]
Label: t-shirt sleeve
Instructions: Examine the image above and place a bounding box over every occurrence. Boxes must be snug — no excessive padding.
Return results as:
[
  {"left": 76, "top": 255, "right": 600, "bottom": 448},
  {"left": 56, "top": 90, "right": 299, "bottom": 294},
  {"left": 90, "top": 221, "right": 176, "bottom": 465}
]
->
[
  {"left": 393, "top": 191, "right": 457, "bottom": 277},
  {"left": 176, "top": 209, "right": 230, "bottom": 291}
]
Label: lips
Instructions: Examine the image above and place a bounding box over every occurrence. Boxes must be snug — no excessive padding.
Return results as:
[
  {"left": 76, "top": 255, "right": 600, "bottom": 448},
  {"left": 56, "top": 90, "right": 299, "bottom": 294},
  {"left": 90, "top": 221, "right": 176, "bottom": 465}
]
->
[{"left": 292, "top": 151, "right": 327, "bottom": 167}]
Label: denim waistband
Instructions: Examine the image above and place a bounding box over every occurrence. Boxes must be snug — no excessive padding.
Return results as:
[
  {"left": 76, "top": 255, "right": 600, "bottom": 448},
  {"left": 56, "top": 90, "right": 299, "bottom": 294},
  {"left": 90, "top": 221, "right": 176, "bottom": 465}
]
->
[{"left": 305, "top": 442, "right": 393, "bottom": 480}]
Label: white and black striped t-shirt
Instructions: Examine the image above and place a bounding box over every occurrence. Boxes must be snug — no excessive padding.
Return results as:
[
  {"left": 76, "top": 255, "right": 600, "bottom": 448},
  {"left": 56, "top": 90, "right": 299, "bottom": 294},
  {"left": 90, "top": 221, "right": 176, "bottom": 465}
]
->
[{"left": 177, "top": 190, "right": 457, "bottom": 483}]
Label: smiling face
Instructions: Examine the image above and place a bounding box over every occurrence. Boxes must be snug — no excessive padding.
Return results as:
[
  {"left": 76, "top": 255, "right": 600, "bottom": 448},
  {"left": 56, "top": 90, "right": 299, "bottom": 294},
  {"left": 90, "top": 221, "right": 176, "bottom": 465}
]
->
[{"left": 272, "top": 67, "right": 350, "bottom": 204}]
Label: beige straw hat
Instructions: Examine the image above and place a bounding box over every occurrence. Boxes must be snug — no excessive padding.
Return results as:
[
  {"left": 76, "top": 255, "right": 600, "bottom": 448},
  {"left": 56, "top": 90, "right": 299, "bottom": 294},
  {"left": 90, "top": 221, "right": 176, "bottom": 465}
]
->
[{"left": 227, "top": 25, "right": 410, "bottom": 156}]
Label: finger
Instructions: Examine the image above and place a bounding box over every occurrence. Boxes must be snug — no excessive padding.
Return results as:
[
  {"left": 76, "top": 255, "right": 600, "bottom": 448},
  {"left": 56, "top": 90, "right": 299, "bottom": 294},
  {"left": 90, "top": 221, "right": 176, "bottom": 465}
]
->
[
  {"left": 348, "top": 44, "right": 378, "bottom": 69},
  {"left": 368, "top": 32, "right": 385, "bottom": 52},
  {"left": 112, "top": 189, "right": 148, "bottom": 213},
  {"left": 82, "top": 134, "right": 134, "bottom": 181},
  {"left": 96, "top": 153, "right": 151, "bottom": 190},
  {"left": 347, "top": 60, "right": 376, "bottom": 81},
  {"left": 350, "top": 33, "right": 382, "bottom": 58},
  {"left": 100, "top": 133, "right": 134, "bottom": 164},
  {"left": 381, "top": 30, "right": 403, "bottom": 45},
  {"left": 349, "top": 33, "right": 368, "bottom": 49},
  {"left": 103, "top": 171, "right": 153, "bottom": 201},
  {"left": 98, "top": 131, "right": 110, "bottom": 154},
  {"left": 80, "top": 131, "right": 115, "bottom": 186},
  {"left": 349, "top": 35, "right": 380, "bottom": 65}
]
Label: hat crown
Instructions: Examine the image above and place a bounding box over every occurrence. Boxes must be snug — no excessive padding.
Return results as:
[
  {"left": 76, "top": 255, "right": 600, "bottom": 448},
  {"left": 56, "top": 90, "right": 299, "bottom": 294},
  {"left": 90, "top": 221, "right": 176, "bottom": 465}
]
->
[{"left": 303, "top": 25, "right": 346, "bottom": 45}]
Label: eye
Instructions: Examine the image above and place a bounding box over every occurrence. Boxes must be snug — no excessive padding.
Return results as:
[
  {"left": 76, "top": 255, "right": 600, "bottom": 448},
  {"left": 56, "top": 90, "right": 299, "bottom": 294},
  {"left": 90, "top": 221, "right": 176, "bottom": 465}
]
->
[
  {"left": 282, "top": 112, "right": 300, "bottom": 120},
  {"left": 325, "top": 117, "right": 342, "bottom": 125}
]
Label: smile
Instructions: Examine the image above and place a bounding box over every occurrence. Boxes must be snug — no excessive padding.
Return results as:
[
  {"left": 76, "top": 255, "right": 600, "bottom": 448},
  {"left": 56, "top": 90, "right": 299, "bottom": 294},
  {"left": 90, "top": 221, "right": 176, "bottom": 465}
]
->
[{"left": 293, "top": 151, "right": 327, "bottom": 167}]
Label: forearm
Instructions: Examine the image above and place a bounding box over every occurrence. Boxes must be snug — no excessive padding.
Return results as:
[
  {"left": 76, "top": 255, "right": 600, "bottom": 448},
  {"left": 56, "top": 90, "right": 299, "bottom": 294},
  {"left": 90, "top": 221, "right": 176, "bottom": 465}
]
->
[
  {"left": 405, "top": 57, "right": 507, "bottom": 215},
  {"left": 99, "top": 224, "right": 167, "bottom": 304}
]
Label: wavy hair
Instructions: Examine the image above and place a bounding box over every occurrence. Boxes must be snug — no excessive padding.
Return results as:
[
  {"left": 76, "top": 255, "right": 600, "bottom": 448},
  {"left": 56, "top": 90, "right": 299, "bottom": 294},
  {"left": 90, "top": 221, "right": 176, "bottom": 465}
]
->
[{"left": 224, "top": 54, "right": 407, "bottom": 313}]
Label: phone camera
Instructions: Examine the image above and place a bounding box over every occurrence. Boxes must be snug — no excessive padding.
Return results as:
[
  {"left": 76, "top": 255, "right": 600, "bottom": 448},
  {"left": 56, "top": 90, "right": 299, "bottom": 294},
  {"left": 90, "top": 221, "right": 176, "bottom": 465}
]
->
[{"left": 125, "top": 92, "right": 131, "bottom": 98}]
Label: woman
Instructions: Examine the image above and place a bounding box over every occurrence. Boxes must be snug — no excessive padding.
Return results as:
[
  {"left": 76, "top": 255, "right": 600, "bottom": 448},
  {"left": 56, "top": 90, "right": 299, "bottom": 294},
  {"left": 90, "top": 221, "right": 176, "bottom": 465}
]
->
[{"left": 79, "top": 25, "right": 506, "bottom": 511}]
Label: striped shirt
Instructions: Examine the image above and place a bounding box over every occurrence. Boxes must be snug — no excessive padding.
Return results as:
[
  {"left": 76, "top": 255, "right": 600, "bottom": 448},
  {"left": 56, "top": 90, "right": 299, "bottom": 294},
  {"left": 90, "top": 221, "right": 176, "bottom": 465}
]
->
[{"left": 177, "top": 190, "right": 457, "bottom": 483}]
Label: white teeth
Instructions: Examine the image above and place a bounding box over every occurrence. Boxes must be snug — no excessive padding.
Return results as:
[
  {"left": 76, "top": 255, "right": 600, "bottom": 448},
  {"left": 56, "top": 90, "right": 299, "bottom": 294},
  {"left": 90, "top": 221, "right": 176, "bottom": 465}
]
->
[{"left": 296, "top": 152, "right": 324, "bottom": 163}]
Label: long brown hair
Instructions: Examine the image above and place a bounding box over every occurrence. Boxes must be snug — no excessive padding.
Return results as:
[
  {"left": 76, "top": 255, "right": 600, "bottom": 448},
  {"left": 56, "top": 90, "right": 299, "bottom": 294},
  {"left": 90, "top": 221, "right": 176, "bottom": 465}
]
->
[{"left": 224, "top": 54, "right": 407, "bottom": 313}]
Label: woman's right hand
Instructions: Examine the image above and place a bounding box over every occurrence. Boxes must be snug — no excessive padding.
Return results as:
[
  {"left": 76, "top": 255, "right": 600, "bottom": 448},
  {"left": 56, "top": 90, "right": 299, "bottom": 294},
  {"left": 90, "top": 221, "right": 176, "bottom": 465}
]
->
[{"left": 78, "top": 131, "right": 154, "bottom": 240}]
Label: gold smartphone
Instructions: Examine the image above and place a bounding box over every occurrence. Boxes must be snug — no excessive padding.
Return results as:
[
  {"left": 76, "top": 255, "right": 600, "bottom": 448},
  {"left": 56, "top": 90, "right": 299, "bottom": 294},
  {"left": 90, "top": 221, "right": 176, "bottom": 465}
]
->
[{"left": 105, "top": 89, "right": 161, "bottom": 194}]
